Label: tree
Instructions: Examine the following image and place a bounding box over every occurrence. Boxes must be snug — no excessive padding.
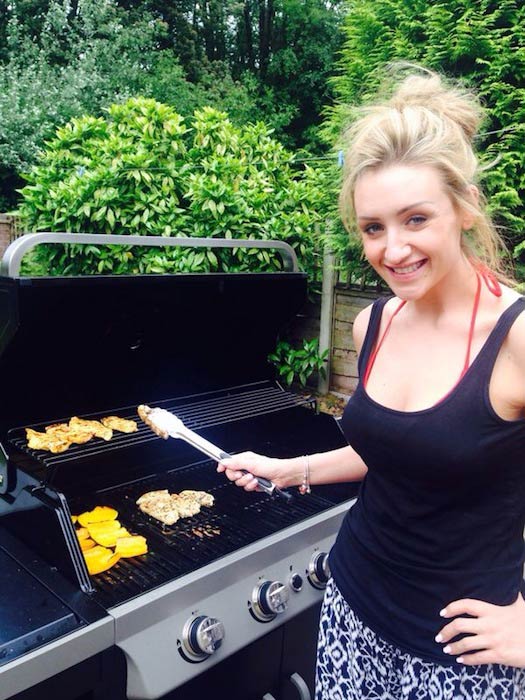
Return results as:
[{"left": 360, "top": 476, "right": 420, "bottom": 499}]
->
[
  {"left": 324, "top": 0, "right": 525, "bottom": 281},
  {"left": 112, "top": 0, "right": 347, "bottom": 150},
  {"left": 0, "top": 0, "right": 259, "bottom": 209}
]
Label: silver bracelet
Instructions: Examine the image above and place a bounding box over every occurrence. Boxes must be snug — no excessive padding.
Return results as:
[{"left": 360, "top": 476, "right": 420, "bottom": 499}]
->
[{"left": 299, "top": 454, "right": 311, "bottom": 495}]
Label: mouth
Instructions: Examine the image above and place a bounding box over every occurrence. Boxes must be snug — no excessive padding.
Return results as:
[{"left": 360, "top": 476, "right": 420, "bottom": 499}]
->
[{"left": 386, "top": 260, "right": 427, "bottom": 276}]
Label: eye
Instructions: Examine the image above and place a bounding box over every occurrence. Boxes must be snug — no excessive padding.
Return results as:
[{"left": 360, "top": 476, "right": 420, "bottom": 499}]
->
[
  {"left": 407, "top": 215, "right": 426, "bottom": 226},
  {"left": 362, "top": 222, "right": 383, "bottom": 235}
]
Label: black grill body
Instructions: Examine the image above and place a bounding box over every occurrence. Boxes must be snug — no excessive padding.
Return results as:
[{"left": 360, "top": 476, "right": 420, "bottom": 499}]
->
[{"left": 0, "top": 239, "right": 357, "bottom": 700}]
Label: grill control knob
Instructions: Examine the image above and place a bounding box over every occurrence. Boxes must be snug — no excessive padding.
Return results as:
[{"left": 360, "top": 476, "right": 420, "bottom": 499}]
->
[
  {"left": 289, "top": 572, "right": 303, "bottom": 592},
  {"left": 307, "top": 551, "right": 330, "bottom": 589},
  {"left": 182, "top": 615, "right": 225, "bottom": 661},
  {"left": 251, "top": 580, "right": 290, "bottom": 622}
]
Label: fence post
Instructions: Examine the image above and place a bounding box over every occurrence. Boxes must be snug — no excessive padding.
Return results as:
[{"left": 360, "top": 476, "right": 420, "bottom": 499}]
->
[
  {"left": 0, "top": 214, "right": 16, "bottom": 256},
  {"left": 318, "top": 240, "right": 336, "bottom": 394}
]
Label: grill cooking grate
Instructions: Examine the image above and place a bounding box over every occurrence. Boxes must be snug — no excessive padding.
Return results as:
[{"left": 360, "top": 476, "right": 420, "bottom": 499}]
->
[
  {"left": 8, "top": 382, "right": 312, "bottom": 466},
  {"left": 5, "top": 380, "right": 355, "bottom": 609},
  {"left": 69, "top": 460, "right": 354, "bottom": 608}
]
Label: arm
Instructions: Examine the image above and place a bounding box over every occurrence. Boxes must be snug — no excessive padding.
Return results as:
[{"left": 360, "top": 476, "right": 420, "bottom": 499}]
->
[
  {"left": 217, "top": 303, "right": 375, "bottom": 491},
  {"left": 216, "top": 444, "right": 368, "bottom": 492},
  {"left": 434, "top": 297, "right": 525, "bottom": 666}
]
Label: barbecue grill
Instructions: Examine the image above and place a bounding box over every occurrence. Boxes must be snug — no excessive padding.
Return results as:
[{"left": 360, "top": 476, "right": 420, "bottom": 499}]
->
[{"left": 0, "top": 234, "right": 358, "bottom": 700}]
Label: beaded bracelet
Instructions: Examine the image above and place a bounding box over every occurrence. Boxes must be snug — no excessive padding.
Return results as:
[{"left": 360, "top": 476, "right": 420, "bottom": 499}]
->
[{"left": 298, "top": 454, "right": 311, "bottom": 495}]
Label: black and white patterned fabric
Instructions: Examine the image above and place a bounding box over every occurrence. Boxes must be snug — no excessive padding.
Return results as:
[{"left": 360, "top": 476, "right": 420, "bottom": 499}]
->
[{"left": 316, "top": 578, "right": 525, "bottom": 700}]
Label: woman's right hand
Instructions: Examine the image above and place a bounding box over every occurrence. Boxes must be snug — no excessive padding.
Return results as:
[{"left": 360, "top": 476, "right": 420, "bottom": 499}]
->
[{"left": 217, "top": 451, "right": 291, "bottom": 492}]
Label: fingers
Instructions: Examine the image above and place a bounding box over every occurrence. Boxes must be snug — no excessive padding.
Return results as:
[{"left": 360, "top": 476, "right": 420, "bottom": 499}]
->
[
  {"left": 439, "top": 634, "right": 489, "bottom": 659},
  {"left": 440, "top": 598, "right": 489, "bottom": 619},
  {"left": 436, "top": 615, "right": 483, "bottom": 645},
  {"left": 435, "top": 598, "right": 488, "bottom": 662},
  {"left": 455, "top": 650, "right": 500, "bottom": 665},
  {"left": 216, "top": 451, "right": 263, "bottom": 492}
]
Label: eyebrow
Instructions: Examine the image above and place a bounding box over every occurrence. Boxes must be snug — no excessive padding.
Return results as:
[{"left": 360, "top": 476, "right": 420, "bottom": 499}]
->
[{"left": 357, "top": 200, "right": 434, "bottom": 221}]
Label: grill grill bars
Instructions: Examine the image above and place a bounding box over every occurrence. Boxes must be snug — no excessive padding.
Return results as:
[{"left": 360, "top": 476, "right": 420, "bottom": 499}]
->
[
  {"left": 5, "top": 379, "right": 354, "bottom": 608},
  {"left": 9, "top": 382, "right": 313, "bottom": 467},
  {"left": 84, "top": 459, "right": 348, "bottom": 608}
]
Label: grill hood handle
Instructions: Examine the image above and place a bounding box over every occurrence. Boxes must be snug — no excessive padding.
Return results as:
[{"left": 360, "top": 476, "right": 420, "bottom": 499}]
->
[{"left": 1, "top": 233, "right": 299, "bottom": 277}]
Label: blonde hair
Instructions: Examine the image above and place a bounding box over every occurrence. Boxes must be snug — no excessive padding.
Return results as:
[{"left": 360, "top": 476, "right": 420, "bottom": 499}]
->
[{"left": 339, "top": 65, "right": 512, "bottom": 282}]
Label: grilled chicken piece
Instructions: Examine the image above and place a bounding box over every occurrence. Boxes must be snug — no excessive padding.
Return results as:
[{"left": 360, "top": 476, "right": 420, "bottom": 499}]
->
[
  {"left": 45, "top": 423, "right": 94, "bottom": 445},
  {"left": 69, "top": 416, "right": 113, "bottom": 441},
  {"left": 101, "top": 416, "right": 138, "bottom": 433},
  {"left": 136, "top": 490, "right": 170, "bottom": 506},
  {"left": 179, "top": 490, "right": 215, "bottom": 507},
  {"left": 171, "top": 494, "right": 201, "bottom": 518},
  {"left": 136, "top": 488, "right": 214, "bottom": 525},
  {"left": 26, "top": 428, "right": 71, "bottom": 453},
  {"left": 137, "top": 490, "right": 180, "bottom": 525},
  {"left": 138, "top": 498, "right": 180, "bottom": 525}
]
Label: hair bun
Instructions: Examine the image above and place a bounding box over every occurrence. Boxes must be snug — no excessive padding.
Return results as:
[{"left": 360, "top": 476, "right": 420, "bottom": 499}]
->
[{"left": 388, "top": 68, "right": 482, "bottom": 141}]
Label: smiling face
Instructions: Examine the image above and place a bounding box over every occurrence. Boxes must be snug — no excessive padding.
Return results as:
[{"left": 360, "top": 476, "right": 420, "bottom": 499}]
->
[{"left": 354, "top": 164, "right": 474, "bottom": 301}]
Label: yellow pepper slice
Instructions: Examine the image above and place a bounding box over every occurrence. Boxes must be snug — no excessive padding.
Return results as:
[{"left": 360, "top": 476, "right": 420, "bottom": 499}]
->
[
  {"left": 76, "top": 527, "right": 90, "bottom": 541},
  {"left": 78, "top": 506, "right": 118, "bottom": 528},
  {"left": 115, "top": 535, "right": 148, "bottom": 558},
  {"left": 86, "top": 520, "right": 121, "bottom": 537},
  {"left": 79, "top": 537, "right": 96, "bottom": 551},
  {"left": 83, "top": 545, "right": 120, "bottom": 575},
  {"left": 91, "top": 527, "right": 131, "bottom": 548}
]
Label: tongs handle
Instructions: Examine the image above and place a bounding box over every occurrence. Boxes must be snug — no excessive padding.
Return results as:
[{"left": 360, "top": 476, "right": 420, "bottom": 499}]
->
[{"left": 240, "top": 469, "right": 292, "bottom": 502}]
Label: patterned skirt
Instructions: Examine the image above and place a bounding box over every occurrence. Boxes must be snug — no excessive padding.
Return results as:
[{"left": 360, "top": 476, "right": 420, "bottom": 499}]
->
[{"left": 316, "top": 578, "right": 525, "bottom": 700}]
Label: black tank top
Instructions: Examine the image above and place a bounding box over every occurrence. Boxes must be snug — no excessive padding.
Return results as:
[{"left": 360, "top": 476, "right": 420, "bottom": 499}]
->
[{"left": 330, "top": 296, "right": 525, "bottom": 664}]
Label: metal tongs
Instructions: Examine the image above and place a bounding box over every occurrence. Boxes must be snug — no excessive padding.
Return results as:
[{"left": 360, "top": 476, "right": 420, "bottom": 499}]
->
[{"left": 138, "top": 405, "right": 292, "bottom": 502}]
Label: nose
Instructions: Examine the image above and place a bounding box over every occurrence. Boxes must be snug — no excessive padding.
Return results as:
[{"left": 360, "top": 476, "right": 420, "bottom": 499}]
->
[{"left": 384, "top": 228, "right": 410, "bottom": 265}]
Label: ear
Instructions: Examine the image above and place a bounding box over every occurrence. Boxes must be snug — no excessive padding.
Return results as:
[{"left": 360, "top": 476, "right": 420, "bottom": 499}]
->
[{"left": 461, "top": 184, "right": 479, "bottom": 231}]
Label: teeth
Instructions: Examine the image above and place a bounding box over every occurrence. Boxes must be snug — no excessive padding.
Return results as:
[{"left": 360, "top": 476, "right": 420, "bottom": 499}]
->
[{"left": 393, "top": 262, "right": 423, "bottom": 274}]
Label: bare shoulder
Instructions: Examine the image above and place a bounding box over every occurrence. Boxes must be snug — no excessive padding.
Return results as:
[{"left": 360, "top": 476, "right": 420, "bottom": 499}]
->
[{"left": 503, "top": 292, "right": 525, "bottom": 365}]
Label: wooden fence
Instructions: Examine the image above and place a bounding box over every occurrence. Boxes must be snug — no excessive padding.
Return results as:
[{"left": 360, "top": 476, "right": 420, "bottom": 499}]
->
[{"left": 286, "top": 286, "right": 381, "bottom": 395}]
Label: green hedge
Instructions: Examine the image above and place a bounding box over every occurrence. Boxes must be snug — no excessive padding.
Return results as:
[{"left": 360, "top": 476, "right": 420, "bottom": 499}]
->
[
  {"left": 323, "top": 0, "right": 525, "bottom": 281},
  {"left": 18, "top": 97, "right": 327, "bottom": 284}
]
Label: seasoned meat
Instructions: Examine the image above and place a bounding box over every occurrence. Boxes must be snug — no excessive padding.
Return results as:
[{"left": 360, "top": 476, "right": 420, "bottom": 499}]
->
[
  {"left": 138, "top": 498, "right": 180, "bottom": 526},
  {"left": 101, "top": 416, "right": 138, "bottom": 433},
  {"left": 179, "top": 490, "right": 215, "bottom": 507},
  {"left": 26, "top": 428, "right": 71, "bottom": 453},
  {"left": 45, "top": 423, "right": 94, "bottom": 445},
  {"left": 171, "top": 494, "right": 201, "bottom": 518},
  {"left": 136, "top": 488, "right": 214, "bottom": 525},
  {"left": 69, "top": 416, "right": 113, "bottom": 441}
]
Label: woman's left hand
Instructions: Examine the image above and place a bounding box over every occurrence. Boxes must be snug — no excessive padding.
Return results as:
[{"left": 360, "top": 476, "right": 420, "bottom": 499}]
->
[{"left": 436, "top": 593, "right": 525, "bottom": 667}]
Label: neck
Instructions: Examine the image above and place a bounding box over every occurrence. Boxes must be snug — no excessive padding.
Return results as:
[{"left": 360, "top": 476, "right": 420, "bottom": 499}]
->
[{"left": 407, "top": 257, "right": 479, "bottom": 320}]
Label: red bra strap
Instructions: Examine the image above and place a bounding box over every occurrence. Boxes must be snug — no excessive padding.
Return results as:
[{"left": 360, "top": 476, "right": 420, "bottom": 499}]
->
[
  {"left": 363, "top": 272, "right": 483, "bottom": 391},
  {"left": 474, "top": 262, "right": 502, "bottom": 298},
  {"left": 363, "top": 299, "right": 406, "bottom": 388},
  {"left": 461, "top": 271, "right": 481, "bottom": 377}
]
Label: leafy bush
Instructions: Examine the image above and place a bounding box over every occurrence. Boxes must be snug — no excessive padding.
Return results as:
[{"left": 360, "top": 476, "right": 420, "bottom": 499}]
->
[
  {"left": 18, "top": 97, "right": 327, "bottom": 281},
  {"left": 323, "top": 0, "right": 525, "bottom": 282},
  {"left": 0, "top": 0, "right": 261, "bottom": 210},
  {"left": 268, "top": 338, "right": 328, "bottom": 388}
]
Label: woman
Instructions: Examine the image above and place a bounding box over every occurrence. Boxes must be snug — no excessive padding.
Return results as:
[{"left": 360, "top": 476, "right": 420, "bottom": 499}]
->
[{"left": 217, "top": 67, "right": 525, "bottom": 699}]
